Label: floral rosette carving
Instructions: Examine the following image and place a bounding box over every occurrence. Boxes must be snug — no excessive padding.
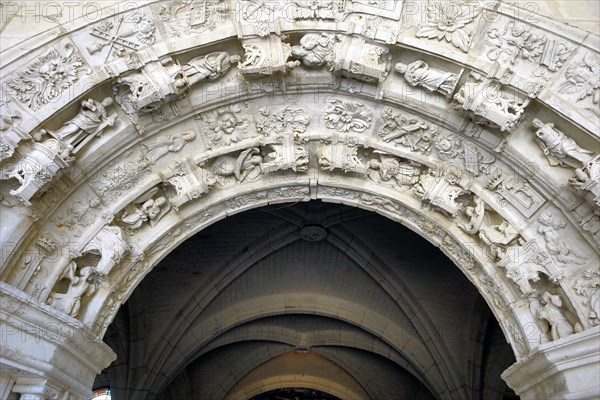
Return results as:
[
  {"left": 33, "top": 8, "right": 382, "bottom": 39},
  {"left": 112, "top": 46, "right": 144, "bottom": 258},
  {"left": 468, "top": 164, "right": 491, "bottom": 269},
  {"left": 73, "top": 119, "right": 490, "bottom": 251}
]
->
[{"left": 417, "top": 0, "right": 481, "bottom": 53}]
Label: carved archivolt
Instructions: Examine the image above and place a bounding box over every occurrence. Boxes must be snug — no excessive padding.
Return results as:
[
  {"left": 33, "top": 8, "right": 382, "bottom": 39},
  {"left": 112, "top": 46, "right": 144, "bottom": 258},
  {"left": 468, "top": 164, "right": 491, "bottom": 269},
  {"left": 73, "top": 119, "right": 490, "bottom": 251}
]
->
[{"left": 0, "top": 1, "right": 599, "bottom": 373}]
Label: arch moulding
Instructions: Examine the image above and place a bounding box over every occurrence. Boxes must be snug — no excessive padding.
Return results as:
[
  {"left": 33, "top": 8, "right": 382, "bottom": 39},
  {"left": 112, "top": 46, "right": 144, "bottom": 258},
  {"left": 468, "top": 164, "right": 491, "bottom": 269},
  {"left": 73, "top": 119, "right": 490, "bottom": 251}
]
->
[{"left": 0, "top": 1, "right": 599, "bottom": 399}]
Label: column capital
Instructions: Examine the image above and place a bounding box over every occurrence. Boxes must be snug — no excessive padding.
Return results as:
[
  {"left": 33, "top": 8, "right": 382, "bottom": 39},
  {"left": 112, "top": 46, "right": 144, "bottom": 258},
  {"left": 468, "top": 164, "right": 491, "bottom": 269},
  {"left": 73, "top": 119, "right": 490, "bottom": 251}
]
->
[
  {"left": 502, "top": 326, "right": 600, "bottom": 400},
  {"left": 0, "top": 282, "right": 116, "bottom": 399}
]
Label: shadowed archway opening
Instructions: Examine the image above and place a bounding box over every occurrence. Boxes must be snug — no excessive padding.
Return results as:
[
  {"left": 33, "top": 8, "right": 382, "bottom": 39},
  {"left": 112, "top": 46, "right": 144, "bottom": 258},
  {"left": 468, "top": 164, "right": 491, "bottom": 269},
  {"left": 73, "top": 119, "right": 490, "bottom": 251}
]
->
[{"left": 95, "top": 201, "right": 517, "bottom": 400}]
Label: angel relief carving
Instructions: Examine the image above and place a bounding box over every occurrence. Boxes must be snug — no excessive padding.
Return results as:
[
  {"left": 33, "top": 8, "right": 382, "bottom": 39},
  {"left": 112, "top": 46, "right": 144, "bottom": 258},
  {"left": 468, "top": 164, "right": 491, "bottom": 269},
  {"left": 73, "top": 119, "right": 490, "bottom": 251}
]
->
[
  {"left": 557, "top": 52, "right": 600, "bottom": 115},
  {"left": 416, "top": 0, "right": 481, "bottom": 53},
  {"left": 6, "top": 43, "right": 88, "bottom": 111}
]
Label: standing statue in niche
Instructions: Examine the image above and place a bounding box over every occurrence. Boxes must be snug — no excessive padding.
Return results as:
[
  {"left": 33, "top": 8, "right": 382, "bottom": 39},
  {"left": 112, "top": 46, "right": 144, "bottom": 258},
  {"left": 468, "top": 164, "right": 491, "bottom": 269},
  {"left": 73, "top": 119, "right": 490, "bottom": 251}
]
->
[
  {"left": 171, "top": 52, "right": 242, "bottom": 90},
  {"left": 534, "top": 292, "right": 580, "bottom": 342},
  {"left": 47, "top": 262, "right": 99, "bottom": 318},
  {"left": 43, "top": 97, "right": 117, "bottom": 157},
  {"left": 395, "top": 60, "right": 459, "bottom": 97},
  {"left": 532, "top": 118, "right": 594, "bottom": 168}
]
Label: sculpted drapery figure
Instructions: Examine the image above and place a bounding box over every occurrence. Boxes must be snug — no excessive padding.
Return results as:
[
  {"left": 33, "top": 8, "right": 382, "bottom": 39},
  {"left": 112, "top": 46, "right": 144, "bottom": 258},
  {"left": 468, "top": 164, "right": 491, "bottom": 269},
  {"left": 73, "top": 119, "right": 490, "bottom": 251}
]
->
[
  {"left": 172, "top": 52, "right": 242, "bottom": 90},
  {"left": 395, "top": 60, "right": 459, "bottom": 97},
  {"left": 291, "top": 33, "right": 337, "bottom": 69},
  {"left": 43, "top": 97, "right": 117, "bottom": 156},
  {"left": 47, "top": 263, "right": 98, "bottom": 318},
  {"left": 140, "top": 131, "right": 196, "bottom": 166},
  {"left": 536, "top": 292, "right": 578, "bottom": 341},
  {"left": 532, "top": 118, "right": 594, "bottom": 168}
]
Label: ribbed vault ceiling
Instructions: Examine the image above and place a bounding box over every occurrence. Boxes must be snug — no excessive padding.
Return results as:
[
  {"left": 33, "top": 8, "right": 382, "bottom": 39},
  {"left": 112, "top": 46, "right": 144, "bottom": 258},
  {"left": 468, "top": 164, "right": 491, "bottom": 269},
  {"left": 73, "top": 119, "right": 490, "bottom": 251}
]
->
[{"left": 96, "top": 201, "right": 517, "bottom": 400}]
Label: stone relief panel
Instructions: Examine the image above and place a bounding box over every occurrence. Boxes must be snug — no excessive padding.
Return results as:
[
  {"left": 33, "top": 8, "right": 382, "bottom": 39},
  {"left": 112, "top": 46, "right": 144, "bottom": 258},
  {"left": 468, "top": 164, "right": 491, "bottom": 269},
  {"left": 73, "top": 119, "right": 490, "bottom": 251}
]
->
[
  {"left": 345, "top": 0, "right": 404, "bottom": 19},
  {"left": 486, "top": 171, "right": 545, "bottom": 218},
  {"left": 293, "top": 0, "right": 345, "bottom": 19},
  {"left": 416, "top": 0, "right": 481, "bottom": 53},
  {"left": 5, "top": 42, "right": 89, "bottom": 111},
  {"left": 157, "top": 0, "right": 223, "bottom": 38},
  {"left": 573, "top": 268, "right": 600, "bottom": 327},
  {"left": 537, "top": 212, "right": 590, "bottom": 267},
  {"left": 377, "top": 108, "right": 438, "bottom": 155},
  {"left": 85, "top": 11, "right": 157, "bottom": 62},
  {"left": 486, "top": 20, "right": 573, "bottom": 78},
  {"left": 238, "top": 35, "right": 300, "bottom": 77},
  {"left": 435, "top": 133, "right": 495, "bottom": 176},
  {"left": 323, "top": 99, "right": 372, "bottom": 133},
  {"left": 0, "top": 95, "right": 27, "bottom": 162},
  {"left": 555, "top": 52, "right": 599, "bottom": 118},
  {"left": 196, "top": 103, "right": 252, "bottom": 147},
  {"left": 119, "top": 187, "right": 172, "bottom": 234}
]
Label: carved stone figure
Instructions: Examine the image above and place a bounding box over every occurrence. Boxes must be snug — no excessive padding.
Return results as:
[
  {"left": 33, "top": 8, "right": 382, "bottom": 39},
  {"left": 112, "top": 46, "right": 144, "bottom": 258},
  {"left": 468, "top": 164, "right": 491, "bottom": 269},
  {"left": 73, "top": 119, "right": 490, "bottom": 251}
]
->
[
  {"left": 367, "top": 153, "right": 422, "bottom": 187},
  {"left": 43, "top": 97, "right": 118, "bottom": 156},
  {"left": 140, "top": 131, "right": 196, "bottom": 167},
  {"left": 487, "top": 21, "right": 572, "bottom": 74},
  {"left": 47, "top": 263, "right": 98, "bottom": 318},
  {"left": 173, "top": 52, "right": 241, "bottom": 89},
  {"left": 395, "top": 60, "right": 459, "bottom": 97},
  {"left": 534, "top": 292, "right": 578, "bottom": 342},
  {"left": 495, "top": 238, "right": 551, "bottom": 295},
  {"left": 538, "top": 212, "right": 588, "bottom": 265},
  {"left": 570, "top": 155, "right": 600, "bottom": 206},
  {"left": 557, "top": 52, "right": 600, "bottom": 107},
  {"left": 291, "top": 33, "right": 338, "bottom": 69},
  {"left": 293, "top": 0, "right": 338, "bottom": 19},
  {"left": 533, "top": 119, "right": 594, "bottom": 168},
  {"left": 435, "top": 134, "right": 495, "bottom": 176},
  {"left": 121, "top": 188, "right": 171, "bottom": 233}
]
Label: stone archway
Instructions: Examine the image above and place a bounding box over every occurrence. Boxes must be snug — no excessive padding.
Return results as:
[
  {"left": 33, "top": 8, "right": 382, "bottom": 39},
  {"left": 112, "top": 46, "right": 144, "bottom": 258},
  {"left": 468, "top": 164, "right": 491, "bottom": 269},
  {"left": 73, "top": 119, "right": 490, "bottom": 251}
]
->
[{"left": 1, "top": 1, "right": 599, "bottom": 399}]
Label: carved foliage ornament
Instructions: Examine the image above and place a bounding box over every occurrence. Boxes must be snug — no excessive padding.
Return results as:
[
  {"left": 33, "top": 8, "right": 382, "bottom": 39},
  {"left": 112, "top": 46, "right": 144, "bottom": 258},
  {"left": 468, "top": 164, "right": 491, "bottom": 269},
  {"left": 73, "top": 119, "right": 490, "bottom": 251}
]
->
[
  {"left": 416, "top": 0, "right": 481, "bottom": 53},
  {"left": 6, "top": 43, "right": 87, "bottom": 111},
  {"left": 487, "top": 21, "right": 572, "bottom": 75},
  {"left": 573, "top": 268, "right": 600, "bottom": 326},
  {"left": 323, "top": 100, "right": 372, "bottom": 133}
]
